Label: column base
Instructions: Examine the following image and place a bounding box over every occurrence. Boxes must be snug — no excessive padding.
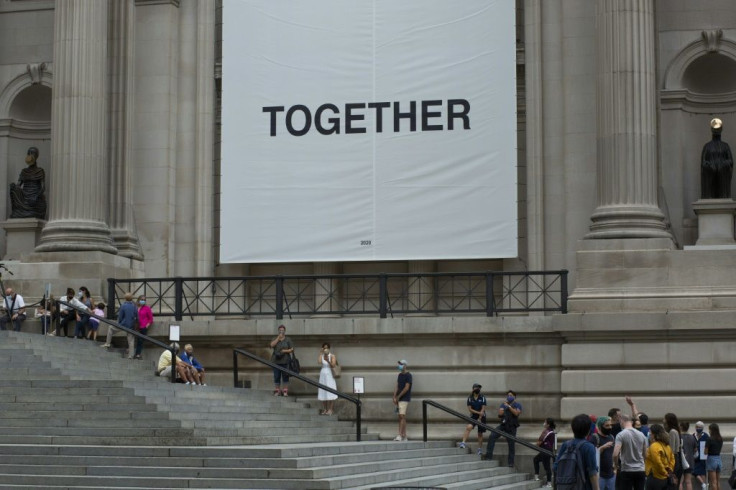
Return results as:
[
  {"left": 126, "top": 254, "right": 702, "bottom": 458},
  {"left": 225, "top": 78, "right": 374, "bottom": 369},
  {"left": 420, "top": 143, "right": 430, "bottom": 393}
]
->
[
  {"left": 1, "top": 218, "right": 45, "bottom": 260},
  {"left": 110, "top": 228, "right": 144, "bottom": 260},
  {"left": 35, "top": 219, "right": 118, "bottom": 255},
  {"left": 586, "top": 205, "right": 673, "bottom": 240},
  {"left": 687, "top": 199, "right": 736, "bottom": 247}
]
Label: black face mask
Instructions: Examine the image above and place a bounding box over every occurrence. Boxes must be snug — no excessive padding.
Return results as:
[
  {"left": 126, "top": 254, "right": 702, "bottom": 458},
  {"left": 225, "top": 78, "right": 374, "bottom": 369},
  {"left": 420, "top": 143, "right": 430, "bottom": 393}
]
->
[
  {"left": 472, "top": 389, "right": 480, "bottom": 395},
  {"left": 600, "top": 427, "right": 612, "bottom": 435}
]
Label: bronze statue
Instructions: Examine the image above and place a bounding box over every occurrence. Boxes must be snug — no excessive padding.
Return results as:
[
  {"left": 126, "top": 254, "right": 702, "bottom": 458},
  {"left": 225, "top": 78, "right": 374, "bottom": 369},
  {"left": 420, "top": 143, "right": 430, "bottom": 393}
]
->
[
  {"left": 9, "top": 147, "right": 47, "bottom": 219},
  {"left": 701, "top": 118, "right": 734, "bottom": 199}
]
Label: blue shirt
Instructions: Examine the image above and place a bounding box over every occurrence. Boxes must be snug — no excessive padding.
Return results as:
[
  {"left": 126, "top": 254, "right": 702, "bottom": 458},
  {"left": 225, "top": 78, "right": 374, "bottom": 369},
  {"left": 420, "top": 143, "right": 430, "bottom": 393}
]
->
[
  {"left": 117, "top": 301, "right": 138, "bottom": 329},
  {"left": 499, "top": 400, "right": 522, "bottom": 427},
  {"left": 555, "top": 438, "right": 598, "bottom": 490},
  {"left": 397, "top": 372, "right": 412, "bottom": 402},
  {"left": 179, "top": 351, "right": 203, "bottom": 370},
  {"left": 467, "top": 394, "right": 487, "bottom": 414}
]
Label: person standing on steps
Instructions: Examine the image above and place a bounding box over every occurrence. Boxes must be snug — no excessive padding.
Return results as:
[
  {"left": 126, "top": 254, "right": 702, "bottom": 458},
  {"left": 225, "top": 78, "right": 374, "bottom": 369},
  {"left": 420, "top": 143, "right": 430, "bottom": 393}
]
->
[
  {"left": 116, "top": 292, "right": 138, "bottom": 359},
  {"left": 317, "top": 342, "right": 338, "bottom": 415},
  {"left": 133, "top": 295, "right": 153, "bottom": 359},
  {"left": 392, "top": 359, "right": 412, "bottom": 441},
  {"left": 269, "top": 324, "right": 293, "bottom": 396},
  {"left": 485, "top": 389, "right": 522, "bottom": 467},
  {"left": 459, "top": 383, "right": 487, "bottom": 456}
]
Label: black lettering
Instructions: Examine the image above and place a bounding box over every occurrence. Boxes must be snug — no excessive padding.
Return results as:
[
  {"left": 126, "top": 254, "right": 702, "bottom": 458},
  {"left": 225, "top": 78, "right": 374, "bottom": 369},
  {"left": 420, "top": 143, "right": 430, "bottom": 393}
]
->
[
  {"left": 315, "top": 103, "right": 340, "bottom": 135},
  {"left": 368, "top": 102, "right": 390, "bottom": 133},
  {"left": 447, "top": 99, "right": 470, "bottom": 130},
  {"left": 393, "top": 101, "right": 417, "bottom": 132},
  {"left": 262, "top": 106, "right": 285, "bottom": 136},
  {"left": 421, "top": 100, "right": 443, "bottom": 131},
  {"left": 285, "top": 105, "right": 311, "bottom": 136},
  {"left": 345, "top": 103, "right": 367, "bottom": 134}
]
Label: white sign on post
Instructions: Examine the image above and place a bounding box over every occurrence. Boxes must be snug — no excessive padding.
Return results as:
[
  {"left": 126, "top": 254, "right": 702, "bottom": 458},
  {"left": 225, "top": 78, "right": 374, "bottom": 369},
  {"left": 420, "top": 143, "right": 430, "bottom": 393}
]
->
[
  {"left": 169, "top": 325, "right": 180, "bottom": 342},
  {"left": 221, "top": 0, "right": 518, "bottom": 263},
  {"left": 353, "top": 376, "right": 365, "bottom": 395}
]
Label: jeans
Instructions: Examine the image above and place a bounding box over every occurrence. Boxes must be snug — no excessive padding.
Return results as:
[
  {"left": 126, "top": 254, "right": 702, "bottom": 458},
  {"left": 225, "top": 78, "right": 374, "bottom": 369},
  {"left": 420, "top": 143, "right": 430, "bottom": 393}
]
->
[
  {"left": 134, "top": 327, "right": 148, "bottom": 356},
  {"left": 618, "top": 471, "right": 646, "bottom": 490},
  {"left": 486, "top": 425, "right": 517, "bottom": 465},
  {"left": 272, "top": 364, "right": 290, "bottom": 385},
  {"left": 74, "top": 314, "right": 89, "bottom": 338},
  {"left": 600, "top": 475, "right": 616, "bottom": 490},
  {"left": 0, "top": 313, "right": 25, "bottom": 332},
  {"left": 533, "top": 453, "right": 552, "bottom": 482}
]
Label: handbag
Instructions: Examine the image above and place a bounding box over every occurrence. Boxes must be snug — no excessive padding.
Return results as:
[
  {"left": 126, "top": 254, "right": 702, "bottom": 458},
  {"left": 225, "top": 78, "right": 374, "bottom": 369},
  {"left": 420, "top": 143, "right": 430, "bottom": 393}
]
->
[
  {"left": 680, "top": 448, "right": 690, "bottom": 471},
  {"left": 331, "top": 360, "right": 341, "bottom": 379},
  {"left": 288, "top": 353, "right": 300, "bottom": 374},
  {"left": 728, "top": 468, "right": 736, "bottom": 489}
]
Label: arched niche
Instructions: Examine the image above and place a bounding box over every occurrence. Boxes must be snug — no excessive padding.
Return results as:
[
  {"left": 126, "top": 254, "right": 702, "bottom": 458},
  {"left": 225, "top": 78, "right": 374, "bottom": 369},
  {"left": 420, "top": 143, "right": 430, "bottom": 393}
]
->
[{"left": 659, "top": 31, "right": 736, "bottom": 248}]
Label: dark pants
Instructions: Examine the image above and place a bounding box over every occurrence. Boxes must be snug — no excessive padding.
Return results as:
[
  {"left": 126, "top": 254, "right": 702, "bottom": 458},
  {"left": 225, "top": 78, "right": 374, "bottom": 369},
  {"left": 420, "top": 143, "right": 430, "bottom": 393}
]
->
[
  {"left": 134, "top": 327, "right": 147, "bottom": 356},
  {"left": 486, "top": 425, "right": 517, "bottom": 466},
  {"left": 58, "top": 312, "right": 76, "bottom": 337},
  {"left": 618, "top": 471, "right": 646, "bottom": 490},
  {"left": 533, "top": 452, "right": 552, "bottom": 482},
  {"left": 646, "top": 475, "right": 668, "bottom": 490},
  {"left": 74, "top": 314, "right": 89, "bottom": 338},
  {"left": 0, "top": 313, "right": 25, "bottom": 332}
]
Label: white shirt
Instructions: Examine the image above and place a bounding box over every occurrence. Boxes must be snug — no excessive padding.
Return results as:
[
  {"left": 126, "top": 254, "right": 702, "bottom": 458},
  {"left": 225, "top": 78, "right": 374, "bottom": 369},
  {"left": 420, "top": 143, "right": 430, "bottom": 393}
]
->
[
  {"left": 59, "top": 296, "right": 89, "bottom": 312},
  {"left": 3, "top": 294, "right": 25, "bottom": 314}
]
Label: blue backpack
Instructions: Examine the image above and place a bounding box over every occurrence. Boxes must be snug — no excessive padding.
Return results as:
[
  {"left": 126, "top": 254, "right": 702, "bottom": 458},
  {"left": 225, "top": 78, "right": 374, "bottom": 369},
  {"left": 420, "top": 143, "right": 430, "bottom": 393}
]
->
[{"left": 555, "top": 439, "right": 587, "bottom": 490}]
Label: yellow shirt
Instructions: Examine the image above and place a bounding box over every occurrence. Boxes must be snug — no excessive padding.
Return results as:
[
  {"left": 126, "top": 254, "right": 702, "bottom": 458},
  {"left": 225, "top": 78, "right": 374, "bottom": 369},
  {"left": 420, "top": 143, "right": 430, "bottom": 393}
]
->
[
  {"left": 645, "top": 441, "right": 675, "bottom": 479},
  {"left": 157, "top": 350, "right": 172, "bottom": 372}
]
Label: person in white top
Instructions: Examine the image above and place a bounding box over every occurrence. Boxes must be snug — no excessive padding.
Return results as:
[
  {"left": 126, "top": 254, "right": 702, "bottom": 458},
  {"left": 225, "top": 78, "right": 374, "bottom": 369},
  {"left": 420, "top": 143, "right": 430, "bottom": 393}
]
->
[
  {"left": 1, "top": 288, "right": 26, "bottom": 332},
  {"left": 57, "top": 287, "right": 89, "bottom": 337},
  {"left": 317, "top": 342, "right": 338, "bottom": 416}
]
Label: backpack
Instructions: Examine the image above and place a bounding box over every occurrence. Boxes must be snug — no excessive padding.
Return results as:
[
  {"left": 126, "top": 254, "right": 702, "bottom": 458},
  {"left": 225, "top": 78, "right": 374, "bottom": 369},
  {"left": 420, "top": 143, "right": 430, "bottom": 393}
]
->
[{"left": 555, "top": 439, "right": 587, "bottom": 490}]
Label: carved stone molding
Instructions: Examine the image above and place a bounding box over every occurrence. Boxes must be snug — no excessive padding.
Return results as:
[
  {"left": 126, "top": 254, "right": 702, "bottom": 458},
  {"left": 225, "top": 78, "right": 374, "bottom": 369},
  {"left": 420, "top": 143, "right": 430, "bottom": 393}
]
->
[
  {"left": 26, "top": 63, "right": 47, "bottom": 85},
  {"left": 702, "top": 29, "right": 723, "bottom": 53}
]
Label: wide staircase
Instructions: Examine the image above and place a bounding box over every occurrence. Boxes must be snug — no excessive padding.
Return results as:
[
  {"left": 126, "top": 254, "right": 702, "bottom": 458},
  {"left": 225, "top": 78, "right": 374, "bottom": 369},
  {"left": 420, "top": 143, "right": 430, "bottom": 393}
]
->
[{"left": 0, "top": 330, "right": 540, "bottom": 489}]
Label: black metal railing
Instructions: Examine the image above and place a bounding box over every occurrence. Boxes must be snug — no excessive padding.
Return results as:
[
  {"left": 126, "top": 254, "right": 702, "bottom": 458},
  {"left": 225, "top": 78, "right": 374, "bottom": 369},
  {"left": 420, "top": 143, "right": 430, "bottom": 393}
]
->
[
  {"left": 421, "top": 399, "right": 554, "bottom": 458},
  {"left": 58, "top": 300, "right": 178, "bottom": 383},
  {"left": 232, "top": 348, "right": 362, "bottom": 441},
  {"left": 107, "top": 270, "right": 568, "bottom": 320}
]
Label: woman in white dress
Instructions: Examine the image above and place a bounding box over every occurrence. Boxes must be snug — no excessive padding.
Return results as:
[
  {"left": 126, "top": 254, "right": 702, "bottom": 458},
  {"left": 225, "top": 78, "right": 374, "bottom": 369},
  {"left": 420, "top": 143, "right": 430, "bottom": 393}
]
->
[{"left": 317, "top": 342, "right": 338, "bottom": 415}]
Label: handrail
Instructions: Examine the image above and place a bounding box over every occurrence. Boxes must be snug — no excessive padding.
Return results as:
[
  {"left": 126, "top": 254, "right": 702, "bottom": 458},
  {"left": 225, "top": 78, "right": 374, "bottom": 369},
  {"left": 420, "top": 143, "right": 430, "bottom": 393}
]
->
[
  {"left": 421, "top": 399, "right": 554, "bottom": 458},
  {"left": 233, "top": 348, "right": 362, "bottom": 441},
  {"left": 58, "top": 300, "right": 178, "bottom": 383}
]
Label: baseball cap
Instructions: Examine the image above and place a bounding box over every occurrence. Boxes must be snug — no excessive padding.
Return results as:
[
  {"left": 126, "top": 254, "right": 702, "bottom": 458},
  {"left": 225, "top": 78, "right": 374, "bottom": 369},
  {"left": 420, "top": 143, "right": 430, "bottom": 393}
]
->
[
  {"left": 472, "top": 383, "right": 482, "bottom": 389},
  {"left": 398, "top": 359, "right": 408, "bottom": 366}
]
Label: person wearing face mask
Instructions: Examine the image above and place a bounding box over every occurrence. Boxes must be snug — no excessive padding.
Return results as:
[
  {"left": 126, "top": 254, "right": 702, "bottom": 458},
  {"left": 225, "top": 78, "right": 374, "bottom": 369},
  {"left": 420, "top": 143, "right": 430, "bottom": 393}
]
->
[
  {"left": 392, "top": 360, "right": 412, "bottom": 441},
  {"left": 133, "top": 295, "right": 153, "bottom": 360},
  {"left": 484, "top": 389, "right": 522, "bottom": 467},
  {"left": 459, "top": 383, "right": 487, "bottom": 455},
  {"left": 590, "top": 416, "right": 616, "bottom": 490},
  {"left": 58, "top": 287, "right": 89, "bottom": 337},
  {"left": 73, "top": 286, "right": 93, "bottom": 339},
  {"left": 680, "top": 422, "right": 696, "bottom": 490},
  {"left": 692, "top": 421, "right": 709, "bottom": 490},
  {"left": 534, "top": 417, "right": 556, "bottom": 487}
]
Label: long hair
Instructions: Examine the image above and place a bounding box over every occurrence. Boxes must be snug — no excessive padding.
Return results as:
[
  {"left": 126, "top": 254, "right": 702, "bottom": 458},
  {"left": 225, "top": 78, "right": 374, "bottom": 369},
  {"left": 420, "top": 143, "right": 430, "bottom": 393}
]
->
[
  {"left": 545, "top": 417, "right": 556, "bottom": 430},
  {"left": 650, "top": 424, "right": 670, "bottom": 445},
  {"left": 709, "top": 423, "right": 722, "bottom": 442},
  {"left": 664, "top": 413, "right": 680, "bottom": 434}
]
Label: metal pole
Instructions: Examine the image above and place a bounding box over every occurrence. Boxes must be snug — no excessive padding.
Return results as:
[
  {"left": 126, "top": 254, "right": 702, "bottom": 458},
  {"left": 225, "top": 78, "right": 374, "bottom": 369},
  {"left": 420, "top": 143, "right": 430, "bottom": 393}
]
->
[
  {"left": 422, "top": 401, "right": 428, "bottom": 442},
  {"left": 379, "top": 274, "right": 387, "bottom": 318},
  {"left": 174, "top": 278, "right": 183, "bottom": 321},
  {"left": 106, "top": 278, "right": 116, "bottom": 319},
  {"left": 233, "top": 350, "right": 239, "bottom": 388}
]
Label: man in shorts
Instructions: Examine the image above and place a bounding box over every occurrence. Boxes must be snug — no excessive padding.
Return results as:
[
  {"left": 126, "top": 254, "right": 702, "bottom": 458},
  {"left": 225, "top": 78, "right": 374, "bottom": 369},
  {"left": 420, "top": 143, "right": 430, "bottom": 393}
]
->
[
  {"left": 459, "top": 383, "right": 487, "bottom": 455},
  {"left": 392, "top": 359, "right": 412, "bottom": 441}
]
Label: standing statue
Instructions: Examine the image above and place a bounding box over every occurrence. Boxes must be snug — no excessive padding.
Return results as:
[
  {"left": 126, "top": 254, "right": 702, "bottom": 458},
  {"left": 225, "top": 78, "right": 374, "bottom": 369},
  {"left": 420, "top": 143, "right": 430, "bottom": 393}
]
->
[
  {"left": 701, "top": 118, "right": 734, "bottom": 199},
  {"left": 9, "top": 147, "right": 47, "bottom": 219}
]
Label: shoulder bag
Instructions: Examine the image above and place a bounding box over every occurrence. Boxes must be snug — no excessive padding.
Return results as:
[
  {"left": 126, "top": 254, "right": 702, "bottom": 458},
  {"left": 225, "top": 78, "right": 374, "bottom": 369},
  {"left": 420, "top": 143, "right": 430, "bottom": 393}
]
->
[
  {"left": 288, "top": 352, "right": 300, "bottom": 374},
  {"left": 331, "top": 356, "right": 341, "bottom": 379}
]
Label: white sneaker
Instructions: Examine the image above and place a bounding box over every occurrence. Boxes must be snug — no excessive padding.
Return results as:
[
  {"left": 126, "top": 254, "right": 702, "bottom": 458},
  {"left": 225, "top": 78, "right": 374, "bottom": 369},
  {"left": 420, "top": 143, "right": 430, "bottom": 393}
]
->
[
  {"left": 402, "top": 436, "right": 408, "bottom": 441},
  {"left": 544, "top": 483, "right": 552, "bottom": 488},
  {"left": 477, "top": 448, "right": 483, "bottom": 456},
  {"left": 459, "top": 442, "right": 466, "bottom": 449},
  {"left": 534, "top": 475, "right": 540, "bottom": 481},
  {"left": 702, "top": 484, "right": 707, "bottom": 490},
  {"left": 393, "top": 435, "right": 403, "bottom": 441}
]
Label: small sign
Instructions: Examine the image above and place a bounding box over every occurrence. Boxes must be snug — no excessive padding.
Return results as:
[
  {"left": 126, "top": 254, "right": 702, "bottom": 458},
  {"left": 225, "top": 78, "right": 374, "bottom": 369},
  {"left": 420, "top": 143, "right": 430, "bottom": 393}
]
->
[
  {"left": 169, "top": 325, "right": 180, "bottom": 341},
  {"left": 353, "top": 376, "right": 364, "bottom": 394}
]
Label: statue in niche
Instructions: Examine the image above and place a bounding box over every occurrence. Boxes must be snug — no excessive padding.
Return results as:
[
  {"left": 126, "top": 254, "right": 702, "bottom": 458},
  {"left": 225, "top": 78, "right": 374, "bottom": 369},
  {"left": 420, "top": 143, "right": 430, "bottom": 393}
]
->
[
  {"left": 9, "top": 147, "right": 47, "bottom": 219},
  {"left": 701, "top": 118, "right": 734, "bottom": 199}
]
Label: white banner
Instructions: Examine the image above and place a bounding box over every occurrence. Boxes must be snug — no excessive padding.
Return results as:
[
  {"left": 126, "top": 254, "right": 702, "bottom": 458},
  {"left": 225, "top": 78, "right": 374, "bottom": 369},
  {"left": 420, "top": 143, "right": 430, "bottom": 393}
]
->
[{"left": 221, "top": 0, "right": 517, "bottom": 263}]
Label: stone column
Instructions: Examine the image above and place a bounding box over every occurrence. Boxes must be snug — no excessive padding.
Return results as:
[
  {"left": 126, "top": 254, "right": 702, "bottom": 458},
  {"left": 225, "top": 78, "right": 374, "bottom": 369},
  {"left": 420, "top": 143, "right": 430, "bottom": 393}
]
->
[
  {"left": 108, "top": 0, "right": 143, "bottom": 260},
  {"left": 36, "top": 0, "right": 117, "bottom": 254},
  {"left": 586, "top": 0, "right": 671, "bottom": 240}
]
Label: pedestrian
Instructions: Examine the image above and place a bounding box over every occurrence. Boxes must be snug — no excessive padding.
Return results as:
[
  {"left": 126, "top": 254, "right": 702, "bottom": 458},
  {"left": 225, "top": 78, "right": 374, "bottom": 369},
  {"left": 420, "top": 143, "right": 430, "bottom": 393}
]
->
[
  {"left": 86, "top": 303, "right": 104, "bottom": 342},
  {"left": 179, "top": 344, "right": 206, "bottom": 386},
  {"left": 269, "top": 324, "right": 293, "bottom": 396},
  {"left": 116, "top": 292, "right": 138, "bottom": 358},
  {"left": 1, "top": 287, "right": 26, "bottom": 332},
  {"left": 680, "top": 422, "right": 695, "bottom": 490},
  {"left": 459, "top": 383, "right": 487, "bottom": 456},
  {"left": 591, "top": 416, "right": 616, "bottom": 490},
  {"left": 317, "top": 342, "right": 337, "bottom": 415},
  {"left": 533, "top": 417, "right": 556, "bottom": 487},
  {"left": 485, "top": 389, "right": 522, "bottom": 467},
  {"left": 613, "top": 413, "right": 648, "bottom": 490},
  {"left": 554, "top": 413, "right": 599, "bottom": 490},
  {"left": 693, "top": 421, "right": 710, "bottom": 490},
  {"left": 625, "top": 396, "right": 650, "bottom": 438},
  {"left": 58, "top": 288, "right": 89, "bottom": 337},
  {"left": 392, "top": 359, "right": 412, "bottom": 441},
  {"left": 645, "top": 424, "right": 675, "bottom": 490},
  {"left": 609, "top": 407, "right": 623, "bottom": 438},
  {"left": 664, "top": 413, "right": 683, "bottom": 486},
  {"left": 73, "top": 286, "right": 93, "bottom": 339},
  {"left": 133, "top": 295, "right": 153, "bottom": 359},
  {"left": 705, "top": 423, "right": 723, "bottom": 490}
]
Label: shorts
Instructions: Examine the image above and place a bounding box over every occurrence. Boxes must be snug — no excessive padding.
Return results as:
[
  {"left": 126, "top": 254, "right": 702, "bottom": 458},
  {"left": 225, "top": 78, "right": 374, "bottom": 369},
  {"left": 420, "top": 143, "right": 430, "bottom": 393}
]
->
[
  {"left": 469, "top": 414, "right": 487, "bottom": 434},
  {"left": 159, "top": 366, "right": 172, "bottom": 378},
  {"left": 397, "top": 401, "right": 409, "bottom": 415},
  {"left": 706, "top": 455, "right": 722, "bottom": 473}
]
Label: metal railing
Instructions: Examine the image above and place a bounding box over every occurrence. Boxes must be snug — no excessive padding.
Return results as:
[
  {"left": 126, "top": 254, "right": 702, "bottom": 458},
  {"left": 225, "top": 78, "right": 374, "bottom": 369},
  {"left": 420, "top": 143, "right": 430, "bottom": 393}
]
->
[
  {"left": 58, "top": 300, "right": 178, "bottom": 383},
  {"left": 107, "top": 270, "right": 568, "bottom": 320},
  {"left": 421, "top": 399, "right": 554, "bottom": 459},
  {"left": 232, "top": 348, "right": 362, "bottom": 441}
]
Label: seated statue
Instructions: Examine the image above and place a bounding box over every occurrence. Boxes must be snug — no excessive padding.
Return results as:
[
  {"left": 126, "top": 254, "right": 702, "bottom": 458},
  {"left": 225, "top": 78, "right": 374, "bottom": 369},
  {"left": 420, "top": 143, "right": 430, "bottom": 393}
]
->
[
  {"left": 9, "top": 147, "right": 47, "bottom": 219},
  {"left": 701, "top": 118, "right": 734, "bottom": 199}
]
